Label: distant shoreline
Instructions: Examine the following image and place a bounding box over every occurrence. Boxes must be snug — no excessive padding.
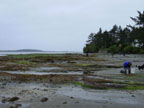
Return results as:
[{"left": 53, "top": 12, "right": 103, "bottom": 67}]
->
[
  {"left": 0, "top": 50, "right": 82, "bottom": 56},
  {"left": 0, "top": 49, "right": 82, "bottom": 53},
  {"left": 0, "top": 49, "right": 43, "bottom": 52}
]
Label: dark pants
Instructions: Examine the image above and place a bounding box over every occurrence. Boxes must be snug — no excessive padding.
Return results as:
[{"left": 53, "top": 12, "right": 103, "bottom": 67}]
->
[{"left": 124, "top": 67, "right": 131, "bottom": 74}]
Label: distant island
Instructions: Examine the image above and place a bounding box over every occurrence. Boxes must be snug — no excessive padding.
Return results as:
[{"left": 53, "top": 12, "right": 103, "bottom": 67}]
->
[{"left": 0, "top": 49, "right": 44, "bottom": 52}]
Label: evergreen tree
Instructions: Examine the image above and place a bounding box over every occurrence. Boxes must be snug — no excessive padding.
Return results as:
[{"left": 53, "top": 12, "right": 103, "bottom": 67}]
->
[
  {"left": 130, "top": 11, "right": 144, "bottom": 27},
  {"left": 83, "top": 10, "right": 144, "bottom": 54}
]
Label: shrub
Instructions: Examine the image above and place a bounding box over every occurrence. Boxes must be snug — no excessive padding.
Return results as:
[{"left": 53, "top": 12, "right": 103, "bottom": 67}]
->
[
  {"left": 108, "top": 45, "right": 119, "bottom": 56},
  {"left": 140, "top": 49, "right": 144, "bottom": 54},
  {"left": 132, "top": 47, "right": 140, "bottom": 53},
  {"left": 123, "top": 45, "right": 133, "bottom": 54},
  {"left": 83, "top": 44, "right": 99, "bottom": 53}
]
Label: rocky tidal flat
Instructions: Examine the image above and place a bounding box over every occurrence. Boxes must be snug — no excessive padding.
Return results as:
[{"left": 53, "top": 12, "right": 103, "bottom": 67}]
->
[{"left": 0, "top": 53, "right": 144, "bottom": 108}]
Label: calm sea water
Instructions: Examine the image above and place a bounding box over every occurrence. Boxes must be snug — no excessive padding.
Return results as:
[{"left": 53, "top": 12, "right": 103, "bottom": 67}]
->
[{"left": 0, "top": 51, "right": 82, "bottom": 56}]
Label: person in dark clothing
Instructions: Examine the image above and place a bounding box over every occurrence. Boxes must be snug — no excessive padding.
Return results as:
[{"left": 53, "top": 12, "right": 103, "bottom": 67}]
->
[{"left": 123, "top": 61, "right": 132, "bottom": 74}]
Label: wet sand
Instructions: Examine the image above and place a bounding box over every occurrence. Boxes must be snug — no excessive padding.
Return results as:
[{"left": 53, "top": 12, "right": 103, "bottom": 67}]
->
[{"left": 0, "top": 82, "right": 144, "bottom": 108}]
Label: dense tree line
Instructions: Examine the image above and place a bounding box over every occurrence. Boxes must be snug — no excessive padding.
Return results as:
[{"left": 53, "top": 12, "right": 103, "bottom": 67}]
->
[{"left": 83, "top": 10, "right": 144, "bottom": 54}]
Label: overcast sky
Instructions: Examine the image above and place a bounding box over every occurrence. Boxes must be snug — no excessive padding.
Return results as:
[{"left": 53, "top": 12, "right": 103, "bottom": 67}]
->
[{"left": 0, "top": 0, "right": 144, "bottom": 52}]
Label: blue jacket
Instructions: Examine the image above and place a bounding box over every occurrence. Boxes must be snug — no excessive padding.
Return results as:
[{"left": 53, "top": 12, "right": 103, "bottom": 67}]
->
[{"left": 123, "top": 61, "right": 131, "bottom": 68}]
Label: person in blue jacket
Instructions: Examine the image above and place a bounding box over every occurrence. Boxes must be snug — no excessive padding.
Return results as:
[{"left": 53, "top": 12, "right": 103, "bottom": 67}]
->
[{"left": 123, "top": 61, "right": 132, "bottom": 74}]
